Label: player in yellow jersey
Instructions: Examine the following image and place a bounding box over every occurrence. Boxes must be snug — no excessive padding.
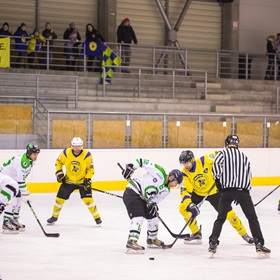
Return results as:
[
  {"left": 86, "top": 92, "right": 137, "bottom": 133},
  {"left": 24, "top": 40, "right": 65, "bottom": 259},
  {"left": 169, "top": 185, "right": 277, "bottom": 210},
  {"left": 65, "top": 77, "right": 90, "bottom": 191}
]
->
[
  {"left": 179, "top": 150, "right": 253, "bottom": 244},
  {"left": 47, "top": 137, "right": 102, "bottom": 226}
]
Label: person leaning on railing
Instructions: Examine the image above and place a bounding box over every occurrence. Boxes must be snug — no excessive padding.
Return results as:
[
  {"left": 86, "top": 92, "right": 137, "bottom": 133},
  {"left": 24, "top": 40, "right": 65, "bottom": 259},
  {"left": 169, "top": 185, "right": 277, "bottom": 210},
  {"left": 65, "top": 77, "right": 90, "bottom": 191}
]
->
[
  {"left": 13, "top": 23, "right": 29, "bottom": 68},
  {"left": 42, "top": 22, "right": 58, "bottom": 68},
  {"left": 27, "top": 28, "right": 46, "bottom": 69},
  {"left": 63, "top": 22, "right": 81, "bottom": 71}
]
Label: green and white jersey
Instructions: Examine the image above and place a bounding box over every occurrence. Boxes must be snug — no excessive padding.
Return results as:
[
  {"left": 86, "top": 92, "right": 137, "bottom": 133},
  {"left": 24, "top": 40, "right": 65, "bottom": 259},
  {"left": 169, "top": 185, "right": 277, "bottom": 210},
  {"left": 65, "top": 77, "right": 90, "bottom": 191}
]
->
[
  {"left": 0, "top": 153, "right": 34, "bottom": 191},
  {"left": 128, "top": 158, "right": 170, "bottom": 204}
]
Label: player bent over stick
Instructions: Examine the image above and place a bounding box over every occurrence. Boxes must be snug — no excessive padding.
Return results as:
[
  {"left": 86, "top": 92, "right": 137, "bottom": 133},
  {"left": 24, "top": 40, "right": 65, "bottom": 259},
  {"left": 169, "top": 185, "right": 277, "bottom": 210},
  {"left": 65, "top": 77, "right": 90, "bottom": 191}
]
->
[
  {"left": 179, "top": 150, "right": 254, "bottom": 245},
  {"left": 47, "top": 137, "right": 102, "bottom": 226},
  {"left": 122, "top": 158, "right": 183, "bottom": 254}
]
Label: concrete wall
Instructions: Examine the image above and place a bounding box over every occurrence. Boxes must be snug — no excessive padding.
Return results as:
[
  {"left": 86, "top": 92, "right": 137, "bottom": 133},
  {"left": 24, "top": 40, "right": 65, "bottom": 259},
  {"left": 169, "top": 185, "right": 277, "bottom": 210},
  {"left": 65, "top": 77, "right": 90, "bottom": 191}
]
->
[
  {"left": 239, "top": 0, "right": 280, "bottom": 54},
  {"left": 1, "top": 148, "right": 280, "bottom": 193}
]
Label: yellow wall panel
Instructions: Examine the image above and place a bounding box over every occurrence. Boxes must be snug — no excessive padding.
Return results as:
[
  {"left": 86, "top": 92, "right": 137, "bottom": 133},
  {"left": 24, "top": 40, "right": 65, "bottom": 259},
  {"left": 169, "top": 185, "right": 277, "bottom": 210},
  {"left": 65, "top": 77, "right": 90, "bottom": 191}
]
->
[
  {"left": 203, "top": 122, "right": 231, "bottom": 148},
  {"left": 268, "top": 124, "right": 280, "bottom": 147},
  {"left": 131, "top": 121, "right": 162, "bottom": 148},
  {"left": 168, "top": 121, "right": 197, "bottom": 148},
  {"left": 52, "top": 120, "right": 87, "bottom": 148},
  {"left": 236, "top": 122, "right": 263, "bottom": 147},
  {"left": 0, "top": 105, "right": 32, "bottom": 134},
  {"left": 92, "top": 120, "right": 126, "bottom": 148}
]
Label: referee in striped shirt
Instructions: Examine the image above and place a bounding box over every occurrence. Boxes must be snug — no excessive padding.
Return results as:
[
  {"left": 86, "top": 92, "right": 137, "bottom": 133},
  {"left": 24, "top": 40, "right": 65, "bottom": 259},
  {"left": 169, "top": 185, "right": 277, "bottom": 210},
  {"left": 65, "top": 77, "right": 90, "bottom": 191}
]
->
[{"left": 208, "top": 134, "right": 271, "bottom": 257}]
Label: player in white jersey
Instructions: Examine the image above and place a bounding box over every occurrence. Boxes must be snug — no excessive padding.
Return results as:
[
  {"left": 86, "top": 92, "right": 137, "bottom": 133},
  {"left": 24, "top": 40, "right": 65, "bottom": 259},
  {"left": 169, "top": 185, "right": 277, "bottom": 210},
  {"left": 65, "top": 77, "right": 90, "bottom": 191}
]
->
[
  {"left": 122, "top": 158, "right": 183, "bottom": 254},
  {"left": 1, "top": 144, "right": 40, "bottom": 233}
]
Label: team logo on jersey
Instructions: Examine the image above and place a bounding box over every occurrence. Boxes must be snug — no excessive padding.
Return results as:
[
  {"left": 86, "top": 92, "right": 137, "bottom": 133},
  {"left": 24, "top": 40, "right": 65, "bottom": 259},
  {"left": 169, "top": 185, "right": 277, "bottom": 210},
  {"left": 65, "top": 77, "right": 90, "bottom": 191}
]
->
[
  {"left": 153, "top": 178, "right": 157, "bottom": 183},
  {"left": 203, "top": 168, "right": 208, "bottom": 174},
  {"left": 193, "top": 174, "right": 209, "bottom": 190},
  {"left": 68, "top": 161, "right": 82, "bottom": 176}
]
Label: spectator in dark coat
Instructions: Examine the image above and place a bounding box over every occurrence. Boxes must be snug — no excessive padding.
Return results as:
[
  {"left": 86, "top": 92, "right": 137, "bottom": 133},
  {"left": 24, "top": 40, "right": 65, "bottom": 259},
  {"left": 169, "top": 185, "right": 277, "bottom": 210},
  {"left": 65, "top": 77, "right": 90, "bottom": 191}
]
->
[
  {"left": 13, "top": 23, "right": 29, "bottom": 68},
  {"left": 42, "top": 22, "right": 58, "bottom": 67},
  {"left": 265, "top": 35, "right": 276, "bottom": 80},
  {"left": 0, "top": 22, "right": 12, "bottom": 36},
  {"left": 117, "top": 18, "right": 137, "bottom": 73},
  {"left": 85, "top": 23, "right": 105, "bottom": 72}
]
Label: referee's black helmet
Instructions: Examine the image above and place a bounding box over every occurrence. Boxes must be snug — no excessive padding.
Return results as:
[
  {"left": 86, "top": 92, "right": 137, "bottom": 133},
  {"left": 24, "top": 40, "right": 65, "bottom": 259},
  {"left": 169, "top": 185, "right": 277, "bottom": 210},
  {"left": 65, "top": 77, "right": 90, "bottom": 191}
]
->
[{"left": 225, "top": 134, "right": 239, "bottom": 147}]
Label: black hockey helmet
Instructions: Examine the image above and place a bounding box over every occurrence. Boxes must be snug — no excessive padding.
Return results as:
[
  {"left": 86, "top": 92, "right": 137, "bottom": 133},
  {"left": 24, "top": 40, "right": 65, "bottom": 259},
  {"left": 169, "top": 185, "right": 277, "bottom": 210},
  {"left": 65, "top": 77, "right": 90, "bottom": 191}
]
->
[
  {"left": 179, "top": 150, "right": 194, "bottom": 164},
  {"left": 26, "top": 144, "right": 40, "bottom": 155},
  {"left": 169, "top": 169, "right": 183, "bottom": 185},
  {"left": 225, "top": 134, "right": 239, "bottom": 147}
]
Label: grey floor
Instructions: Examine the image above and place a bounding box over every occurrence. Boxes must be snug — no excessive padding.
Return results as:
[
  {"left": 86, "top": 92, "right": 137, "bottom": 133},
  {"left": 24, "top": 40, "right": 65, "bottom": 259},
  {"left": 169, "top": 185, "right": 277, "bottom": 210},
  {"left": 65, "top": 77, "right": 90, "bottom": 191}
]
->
[{"left": 0, "top": 186, "right": 279, "bottom": 280}]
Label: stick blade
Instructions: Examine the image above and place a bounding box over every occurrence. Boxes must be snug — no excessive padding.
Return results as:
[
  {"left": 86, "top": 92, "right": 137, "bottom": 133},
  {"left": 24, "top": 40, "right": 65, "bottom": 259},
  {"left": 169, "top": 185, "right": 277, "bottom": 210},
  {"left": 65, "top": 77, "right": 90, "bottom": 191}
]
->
[{"left": 45, "top": 232, "right": 60, "bottom": 238}]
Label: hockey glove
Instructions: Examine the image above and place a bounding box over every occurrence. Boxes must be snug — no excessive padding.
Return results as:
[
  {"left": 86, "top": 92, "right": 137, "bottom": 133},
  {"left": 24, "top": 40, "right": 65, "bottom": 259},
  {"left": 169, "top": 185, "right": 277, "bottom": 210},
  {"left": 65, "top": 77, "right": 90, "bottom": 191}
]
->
[
  {"left": 122, "top": 163, "right": 135, "bottom": 180},
  {"left": 83, "top": 178, "right": 92, "bottom": 191},
  {"left": 187, "top": 202, "right": 200, "bottom": 218},
  {"left": 21, "top": 189, "right": 31, "bottom": 203},
  {"left": 146, "top": 199, "right": 159, "bottom": 216},
  {"left": 56, "top": 170, "right": 65, "bottom": 183}
]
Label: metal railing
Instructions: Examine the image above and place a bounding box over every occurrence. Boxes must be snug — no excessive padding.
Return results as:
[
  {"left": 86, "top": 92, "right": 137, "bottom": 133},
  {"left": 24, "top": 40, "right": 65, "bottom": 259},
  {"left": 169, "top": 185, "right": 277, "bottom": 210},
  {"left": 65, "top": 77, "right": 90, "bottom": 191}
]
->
[
  {"left": 2, "top": 35, "right": 280, "bottom": 81},
  {"left": 0, "top": 72, "right": 79, "bottom": 108}
]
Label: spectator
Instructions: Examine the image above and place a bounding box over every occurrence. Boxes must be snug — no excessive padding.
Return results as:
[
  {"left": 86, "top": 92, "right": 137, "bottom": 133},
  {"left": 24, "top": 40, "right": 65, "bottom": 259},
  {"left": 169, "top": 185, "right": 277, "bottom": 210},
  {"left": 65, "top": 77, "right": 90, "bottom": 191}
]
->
[
  {"left": 275, "top": 33, "right": 280, "bottom": 80},
  {"left": 42, "top": 22, "right": 57, "bottom": 68},
  {"left": 117, "top": 18, "right": 137, "bottom": 73},
  {"left": 265, "top": 35, "right": 276, "bottom": 80},
  {"left": 13, "top": 23, "right": 29, "bottom": 68},
  {"left": 27, "top": 28, "right": 46, "bottom": 68},
  {"left": 63, "top": 22, "right": 81, "bottom": 71},
  {"left": 85, "top": 23, "right": 105, "bottom": 72},
  {"left": 0, "top": 22, "right": 12, "bottom": 36}
]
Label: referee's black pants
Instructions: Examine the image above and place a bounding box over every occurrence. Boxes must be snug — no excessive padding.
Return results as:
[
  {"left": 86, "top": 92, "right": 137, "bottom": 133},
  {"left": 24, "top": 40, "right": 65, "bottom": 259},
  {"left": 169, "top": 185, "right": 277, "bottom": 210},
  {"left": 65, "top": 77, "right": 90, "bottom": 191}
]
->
[{"left": 209, "top": 190, "right": 264, "bottom": 245}]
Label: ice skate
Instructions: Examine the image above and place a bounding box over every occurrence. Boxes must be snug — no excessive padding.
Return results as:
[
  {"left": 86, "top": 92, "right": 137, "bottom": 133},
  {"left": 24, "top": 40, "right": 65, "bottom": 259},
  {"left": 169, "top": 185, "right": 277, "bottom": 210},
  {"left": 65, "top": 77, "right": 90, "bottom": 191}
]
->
[
  {"left": 241, "top": 233, "right": 254, "bottom": 244},
  {"left": 2, "top": 220, "right": 19, "bottom": 234},
  {"left": 256, "top": 243, "right": 271, "bottom": 259},
  {"left": 147, "top": 238, "right": 164, "bottom": 248},
  {"left": 126, "top": 239, "right": 145, "bottom": 254},
  {"left": 95, "top": 217, "right": 102, "bottom": 227},
  {"left": 11, "top": 218, "right": 25, "bottom": 232},
  {"left": 208, "top": 240, "right": 219, "bottom": 258},
  {"left": 47, "top": 216, "right": 58, "bottom": 225},
  {"left": 184, "top": 229, "right": 202, "bottom": 245}
]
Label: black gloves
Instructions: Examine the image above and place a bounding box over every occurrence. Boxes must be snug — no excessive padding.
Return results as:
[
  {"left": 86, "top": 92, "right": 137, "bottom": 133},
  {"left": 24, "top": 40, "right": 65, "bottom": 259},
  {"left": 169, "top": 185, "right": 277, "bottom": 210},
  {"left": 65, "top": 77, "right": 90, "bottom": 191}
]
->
[
  {"left": 122, "top": 163, "right": 135, "bottom": 180},
  {"left": 146, "top": 200, "right": 159, "bottom": 216},
  {"left": 56, "top": 170, "right": 65, "bottom": 183},
  {"left": 83, "top": 178, "right": 92, "bottom": 191},
  {"left": 187, "top": 202, "right": 200, "bottom": 218}
]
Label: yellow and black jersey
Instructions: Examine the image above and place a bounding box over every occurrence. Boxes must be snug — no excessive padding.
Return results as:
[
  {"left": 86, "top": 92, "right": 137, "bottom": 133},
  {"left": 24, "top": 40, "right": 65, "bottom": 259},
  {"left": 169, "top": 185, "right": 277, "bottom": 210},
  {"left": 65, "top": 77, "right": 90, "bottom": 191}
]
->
[
  {"left": 180, "top": 150, "right": 218, "bottom": 208},
  {"left": 55, "top": 148, "right": 94, "bottom": 184}
]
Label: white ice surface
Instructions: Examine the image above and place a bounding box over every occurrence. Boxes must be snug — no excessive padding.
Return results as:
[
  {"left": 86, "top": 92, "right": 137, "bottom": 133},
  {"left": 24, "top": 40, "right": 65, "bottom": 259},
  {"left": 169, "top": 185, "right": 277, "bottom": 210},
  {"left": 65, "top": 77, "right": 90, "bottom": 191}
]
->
[{"left": 0, "top": 186, "right": 279, "bottom": 280}]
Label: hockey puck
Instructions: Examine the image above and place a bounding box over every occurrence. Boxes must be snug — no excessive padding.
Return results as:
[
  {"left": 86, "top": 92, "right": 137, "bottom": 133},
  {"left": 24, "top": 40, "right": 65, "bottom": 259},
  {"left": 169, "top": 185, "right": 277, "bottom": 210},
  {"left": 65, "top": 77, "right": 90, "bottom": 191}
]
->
[{"left": 149, "top": 257, "right": 155, "bottom": 260}]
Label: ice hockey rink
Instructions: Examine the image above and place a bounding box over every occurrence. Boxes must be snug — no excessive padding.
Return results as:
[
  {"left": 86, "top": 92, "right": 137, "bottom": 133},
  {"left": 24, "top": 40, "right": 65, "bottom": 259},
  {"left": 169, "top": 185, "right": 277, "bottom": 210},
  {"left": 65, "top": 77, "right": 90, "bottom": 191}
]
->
[{"left": 0, "top": 186, "right": 279, "bottom": 280}]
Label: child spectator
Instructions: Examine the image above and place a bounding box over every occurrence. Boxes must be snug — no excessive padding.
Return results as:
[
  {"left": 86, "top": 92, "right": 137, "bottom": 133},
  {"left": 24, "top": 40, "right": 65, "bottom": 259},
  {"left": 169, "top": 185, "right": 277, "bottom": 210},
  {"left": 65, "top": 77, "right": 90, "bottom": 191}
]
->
[{"left": 27, "top": 28, "right": 46, "bottom": 68}]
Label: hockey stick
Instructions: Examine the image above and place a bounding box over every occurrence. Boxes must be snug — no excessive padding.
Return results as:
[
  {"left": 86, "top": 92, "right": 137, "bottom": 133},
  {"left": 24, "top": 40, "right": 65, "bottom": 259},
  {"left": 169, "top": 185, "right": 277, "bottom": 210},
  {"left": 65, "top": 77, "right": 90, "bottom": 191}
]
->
[
  {"left": 75, "top": 183, "right": 124, "bottom": 199},
  {"left": 254, "top": 185, "right": 280, "bottom": 207},
  {"left": 91, "top": 187, "right": 123, "bottom": 199},
  {"left": 162, "top": 182, "right": 217, "bottom": 249},
  {"left": 117, "top": 162, "right": 189, "bottom": 239},
  {"left": 27, "top": 200, "right": 60, "bottom": 238}
]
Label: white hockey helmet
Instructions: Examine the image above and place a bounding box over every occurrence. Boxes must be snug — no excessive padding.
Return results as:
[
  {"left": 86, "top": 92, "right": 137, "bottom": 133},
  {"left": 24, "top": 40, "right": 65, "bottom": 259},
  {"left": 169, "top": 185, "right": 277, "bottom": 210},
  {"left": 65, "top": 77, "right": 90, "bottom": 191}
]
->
[{"left": 71, "top": 137, "right": 83, "bottom": 147}]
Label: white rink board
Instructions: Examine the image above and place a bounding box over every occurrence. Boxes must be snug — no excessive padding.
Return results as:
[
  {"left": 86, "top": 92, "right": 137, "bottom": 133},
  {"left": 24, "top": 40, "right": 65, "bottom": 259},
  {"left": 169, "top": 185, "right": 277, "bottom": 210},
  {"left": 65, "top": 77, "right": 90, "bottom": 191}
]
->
[{"left": 0, "top": 148, "right": 279, "bottom": 183}]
